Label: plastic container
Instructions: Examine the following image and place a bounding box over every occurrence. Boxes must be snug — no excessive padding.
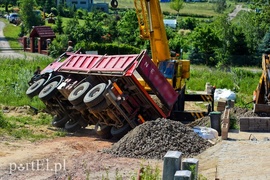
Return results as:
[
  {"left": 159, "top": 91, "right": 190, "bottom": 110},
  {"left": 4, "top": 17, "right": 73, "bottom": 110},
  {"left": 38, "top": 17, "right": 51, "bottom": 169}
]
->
[{"left": 209, "top": 111, "right": 222, "bottom": 136}]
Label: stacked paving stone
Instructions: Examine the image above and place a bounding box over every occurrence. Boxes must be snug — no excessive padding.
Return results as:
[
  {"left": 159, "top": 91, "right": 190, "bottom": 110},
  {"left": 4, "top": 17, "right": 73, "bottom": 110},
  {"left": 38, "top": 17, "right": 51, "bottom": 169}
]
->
[{"left": 104, "top": 118, "right": 212, "bottom": 159}]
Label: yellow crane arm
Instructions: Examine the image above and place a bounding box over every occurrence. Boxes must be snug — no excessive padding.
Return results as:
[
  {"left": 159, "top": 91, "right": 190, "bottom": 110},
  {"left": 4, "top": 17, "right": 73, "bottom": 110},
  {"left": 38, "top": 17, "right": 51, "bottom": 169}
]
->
[{"left": 134, "top": 0, "right": 171, "bottom": 65}]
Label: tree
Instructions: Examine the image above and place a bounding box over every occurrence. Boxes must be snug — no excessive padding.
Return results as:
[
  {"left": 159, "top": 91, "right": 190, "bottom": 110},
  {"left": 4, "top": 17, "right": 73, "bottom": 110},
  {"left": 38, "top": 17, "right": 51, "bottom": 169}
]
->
[
  {"left": 44, "top": 0, "right": 55, "bottom": 13},
  {"left": 189, "top": 24, "right": 221, "bottom": 66},
  {"left": 170, "top": 0, "right": 184, "bottom": 15},
  {"left": 258, "top": 28, "right": 270, "bottom": 54},
  {"left": 238, "top": 10, "right": 269, "bottom": 63},
  {"left": 117, "top": 10, "right": 144, "bottom": 48},
  {"left": 212, "top": 15, "right": 233, "bottom": 68},
  {"left": 19, "top": 0, "right": 44, "bottom": 33},
  {"left": 214, "top": 0, "right": 226, "bottom": 13},
  {"left": 0, "top": 0, "right": 10, "bottom": 12},
  {"left": 54, "top": 15, "right": 63, "bottom": 34}
]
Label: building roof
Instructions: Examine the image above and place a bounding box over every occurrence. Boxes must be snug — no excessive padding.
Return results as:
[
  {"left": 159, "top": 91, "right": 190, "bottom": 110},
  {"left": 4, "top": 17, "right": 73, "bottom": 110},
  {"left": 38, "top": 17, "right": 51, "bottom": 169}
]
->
[{"left": 30, "top": 26, "right": 56, "bottom": 38}]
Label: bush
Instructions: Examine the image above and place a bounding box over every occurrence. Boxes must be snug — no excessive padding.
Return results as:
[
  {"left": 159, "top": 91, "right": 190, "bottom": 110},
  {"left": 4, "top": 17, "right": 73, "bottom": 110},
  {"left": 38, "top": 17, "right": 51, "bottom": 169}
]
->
[
  {"left": 51, "top": 7, "right": 58, "bottom": 16},
  {"left": 76, "top": 9, "right": 85, "bottom": 19}
]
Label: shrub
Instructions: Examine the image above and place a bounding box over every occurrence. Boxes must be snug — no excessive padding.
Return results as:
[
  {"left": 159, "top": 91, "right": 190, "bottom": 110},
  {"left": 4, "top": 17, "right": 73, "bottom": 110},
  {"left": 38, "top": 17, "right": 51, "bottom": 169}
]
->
[{"left": 51, "top": 7, "right": 58, "bottom": 16}]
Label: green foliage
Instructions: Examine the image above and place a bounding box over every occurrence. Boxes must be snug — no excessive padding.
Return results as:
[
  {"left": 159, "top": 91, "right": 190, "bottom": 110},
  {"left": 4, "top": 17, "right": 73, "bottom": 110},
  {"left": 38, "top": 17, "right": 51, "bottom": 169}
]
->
[
  {"left": 178, "top": 17, "right": 198, "bottom": 30},
  {"left": 48, "top": 34, "right": 69, "bottom": 58},
  {"left": 44, "top": 0, "right": 55, "bottom": 13},
  {"left": 0, "top": 111, "right": 12, "bottom": 129},
  {"left": 189, "top": 24, "right": 221, "bottom": 66},
  {"left": 213, "top": 0, "right": 227, "bottom": 13},
  {"left": 0, "top": 57, "right": 52, "bottom": 109},
  {"left": 137, "top": 164, "right": 161, "bottom": 180},
  {"left": 188, "top": 66, "right": 261, "bottom": 107},
  {"left": 19, "top": 0, "right": 45, "bottom": 33},
  {"left": 0, "top": 112, "right": 64, "bottom": 141},
  {"left": 76, "top": 8, "right": 87, "bottom": 19},
  {"left": 51, "top": 7, "right": 58, "bottom": 16},
  {"left": 3, "top": 24, "right": 21, "bottom": 48},
  {"left": 170, "top": 0, "right": 184, "bottom": 15},
  {"left": 53, "top": 15, "right": 63, "bottom": 34},
  {"left": 229, "top": 114, "right": 239, "bottom": 129},
  {"left": 258, "top": 28, "right": 270, "bottom": 54}
]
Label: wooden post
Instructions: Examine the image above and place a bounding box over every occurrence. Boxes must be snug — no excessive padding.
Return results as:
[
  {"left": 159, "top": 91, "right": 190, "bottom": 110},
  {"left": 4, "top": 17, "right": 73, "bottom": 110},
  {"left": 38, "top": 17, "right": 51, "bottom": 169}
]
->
[
  {"left": 38, "top": 38, "right": 42, "bottom": 53},
  {"left": 30, "top": 37, "right": 35, "bottom": 52}
]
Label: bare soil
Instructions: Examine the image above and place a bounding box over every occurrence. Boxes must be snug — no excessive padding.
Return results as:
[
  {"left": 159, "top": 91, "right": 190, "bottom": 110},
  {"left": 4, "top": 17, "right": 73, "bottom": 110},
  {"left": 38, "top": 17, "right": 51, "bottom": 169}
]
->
[{"left": 1, "top": 105, "right": 270, "bottom": 180}]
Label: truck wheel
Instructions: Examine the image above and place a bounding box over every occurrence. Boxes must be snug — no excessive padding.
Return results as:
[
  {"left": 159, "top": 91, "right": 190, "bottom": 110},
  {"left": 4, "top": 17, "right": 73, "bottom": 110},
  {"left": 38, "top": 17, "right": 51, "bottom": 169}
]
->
[
  {"left": 38, "top": 81, "right": 59, "bottom": 101},
  {"left": 84, "top": 83, "right": 107, "bottom": 108},
  {"left": 26, "top": 78, "right": 46, "bottom": 98},
  {"left": 95, "top": 123, "right": 112, "bottom": 139},
  {"left": 52, "top": 115, "right": 69, "bottom": 128},
  {"left": 68, "top": 82, "right": 93, "bottom": 105},
  {"left": 111, "top": 123, "right": 132, "bottom": 139},
  {"left": 65, "top": 119, "right": 82, "bottom": 132},
  {"left": 88, "top": 99, "right": 110, "bottom": 114}
]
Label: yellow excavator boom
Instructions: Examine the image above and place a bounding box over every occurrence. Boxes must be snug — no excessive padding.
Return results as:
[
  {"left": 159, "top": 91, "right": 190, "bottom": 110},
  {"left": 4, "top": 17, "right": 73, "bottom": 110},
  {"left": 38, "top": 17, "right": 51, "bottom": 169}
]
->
[{"left": 134, "top": 0, "right": 171, "bottom": 65}]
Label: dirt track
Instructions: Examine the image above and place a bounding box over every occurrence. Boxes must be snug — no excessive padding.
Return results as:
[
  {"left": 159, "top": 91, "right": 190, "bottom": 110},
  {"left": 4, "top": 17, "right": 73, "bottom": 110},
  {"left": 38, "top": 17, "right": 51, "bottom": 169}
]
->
[
  {"left": 1, "top": 116, "right": 270, "bottom": 179},
  {"left": 0, "top": 128, "right": 163, "bottom": 180}
]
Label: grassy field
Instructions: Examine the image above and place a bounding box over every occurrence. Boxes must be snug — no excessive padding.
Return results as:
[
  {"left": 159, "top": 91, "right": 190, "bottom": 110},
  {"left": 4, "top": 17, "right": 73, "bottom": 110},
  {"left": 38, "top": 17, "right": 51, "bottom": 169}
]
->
[{"left": 0, "top": 111, "right": 66, "bottom": 141}]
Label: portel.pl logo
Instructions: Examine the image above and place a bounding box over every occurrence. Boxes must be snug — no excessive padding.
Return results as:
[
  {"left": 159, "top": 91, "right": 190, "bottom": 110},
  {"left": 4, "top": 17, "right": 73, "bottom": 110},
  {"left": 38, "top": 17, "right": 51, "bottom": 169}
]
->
[{"left": 9, "top": 159, "right": 66, "bottom": 174}]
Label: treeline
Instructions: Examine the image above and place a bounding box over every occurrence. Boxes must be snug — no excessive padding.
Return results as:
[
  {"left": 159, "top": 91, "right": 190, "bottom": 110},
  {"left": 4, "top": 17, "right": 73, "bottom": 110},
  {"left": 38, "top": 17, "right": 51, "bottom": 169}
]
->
[
  {"left": 48, "top": 8, "right": 270, "bottom": 68},
  {"left": 4, "top": 0, "right": 270, "bottom": 68}
]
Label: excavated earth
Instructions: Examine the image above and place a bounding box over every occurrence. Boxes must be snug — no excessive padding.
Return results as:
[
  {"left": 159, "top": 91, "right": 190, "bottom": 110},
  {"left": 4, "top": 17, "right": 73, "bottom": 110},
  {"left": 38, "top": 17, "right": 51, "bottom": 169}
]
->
[{"left": 1, "top": 106, "right": 270, "bottom": 179}]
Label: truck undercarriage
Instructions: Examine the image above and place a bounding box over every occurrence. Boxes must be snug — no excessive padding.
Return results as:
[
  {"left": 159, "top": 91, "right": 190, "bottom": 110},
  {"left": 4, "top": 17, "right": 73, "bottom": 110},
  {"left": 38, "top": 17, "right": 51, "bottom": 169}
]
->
[{"left": 26, "top": 50, "right": 214, "bottom": 139}]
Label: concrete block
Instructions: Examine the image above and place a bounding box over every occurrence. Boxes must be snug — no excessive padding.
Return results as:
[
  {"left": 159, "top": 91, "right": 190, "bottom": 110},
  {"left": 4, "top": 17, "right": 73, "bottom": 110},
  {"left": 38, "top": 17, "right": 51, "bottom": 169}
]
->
[
  {"left": 174, "top": 170, "right": 191, "bottom": 180},
  {"left": 221, "top": 122, "right": 229, "bottom": 140},
  {"left": 182, "top": 158, "right": 199, "bottom": 180},
  {"left": 163, "top": 151, "right": 182, "bottom": 180}
]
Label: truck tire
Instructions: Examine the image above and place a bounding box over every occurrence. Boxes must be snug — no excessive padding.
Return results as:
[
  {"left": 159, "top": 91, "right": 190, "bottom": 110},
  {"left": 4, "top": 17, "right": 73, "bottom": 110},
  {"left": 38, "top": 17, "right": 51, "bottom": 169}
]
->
[
  {"left": 88, "top": 99, "right": 110, "bottom": 114},
  {"left": 52, "top": 115, "right": 69, "bottom": 128},
  {"left": 95, "top": 123, "right": 112, "bottom": 139},
  {"left": 111, "top": 123, "right": 131, "bottom": 140},
  {"left": 68, "top": 82, "right": 93, "bottom": 105},
  {"left": 38, "top": 81, "right": 59, "bottom": 101},
  {"left": 26, "top": 78, "right": 46, "bottom": 98},
  {"left": 84, "top": 83, "right": 107, "bottom": 108},
  {"left": 65, "top": 119, "right": 82, "bottom": 132}
]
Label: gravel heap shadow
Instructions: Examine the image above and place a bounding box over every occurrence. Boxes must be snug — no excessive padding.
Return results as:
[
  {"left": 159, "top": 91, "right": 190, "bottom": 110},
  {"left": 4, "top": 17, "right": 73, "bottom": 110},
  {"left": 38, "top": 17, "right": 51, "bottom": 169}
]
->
[{"left": 104, "top": 118, "right": 213, "bottom": 159}]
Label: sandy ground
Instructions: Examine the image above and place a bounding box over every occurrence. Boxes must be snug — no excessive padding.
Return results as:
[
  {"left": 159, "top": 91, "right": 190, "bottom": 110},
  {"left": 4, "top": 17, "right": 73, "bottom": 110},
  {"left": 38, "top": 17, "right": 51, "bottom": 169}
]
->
[
  {"left": 196, "top": 131, "right": 270, "bottom": 180},
  {"left": 0, "top": 128, "right": 163, "bottom": 180},
  {"left": 1, "top": 123, "right": 270, "bottom": 180}
]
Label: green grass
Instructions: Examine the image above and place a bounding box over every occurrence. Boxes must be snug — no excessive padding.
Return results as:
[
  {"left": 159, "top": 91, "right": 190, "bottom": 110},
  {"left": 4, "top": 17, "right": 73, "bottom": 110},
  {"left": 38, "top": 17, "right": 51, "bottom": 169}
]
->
[
  {"left": 0, "top": 57, "right": 53, "bottom": 109},
  {"left": 187, "top": 65, "right": 261, "bottom": 107},
  {"left": 96, "top": 0, "right": 222, "bottom": 17},
  {"left": 2, "top": 18, "right": 22, "bottom": 49},
  {"left": 162, "top": 2, "right": 219, "bottom": 17},
  {"left": 0, "top": 111, "right": 65, "bottom": 141}
]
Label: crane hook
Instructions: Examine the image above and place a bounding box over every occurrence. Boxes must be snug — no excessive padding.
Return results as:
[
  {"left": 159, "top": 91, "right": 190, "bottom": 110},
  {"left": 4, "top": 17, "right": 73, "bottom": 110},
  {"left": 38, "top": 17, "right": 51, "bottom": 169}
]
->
[{"left": 111, "top": 0, "right": 118, "bottom": 8}]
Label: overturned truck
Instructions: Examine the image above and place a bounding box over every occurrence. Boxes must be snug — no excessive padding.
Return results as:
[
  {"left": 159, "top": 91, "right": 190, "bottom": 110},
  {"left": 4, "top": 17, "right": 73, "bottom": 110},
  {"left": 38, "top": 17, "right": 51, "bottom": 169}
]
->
[{"left": 26, "top": 50, "right": 215, "bottom": 139}]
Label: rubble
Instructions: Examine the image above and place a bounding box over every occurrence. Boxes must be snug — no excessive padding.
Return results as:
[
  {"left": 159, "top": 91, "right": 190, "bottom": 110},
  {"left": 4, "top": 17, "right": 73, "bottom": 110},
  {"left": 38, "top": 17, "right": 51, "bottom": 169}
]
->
[{"left": 104, "top": 118, "right": 212, "bottom": 159}]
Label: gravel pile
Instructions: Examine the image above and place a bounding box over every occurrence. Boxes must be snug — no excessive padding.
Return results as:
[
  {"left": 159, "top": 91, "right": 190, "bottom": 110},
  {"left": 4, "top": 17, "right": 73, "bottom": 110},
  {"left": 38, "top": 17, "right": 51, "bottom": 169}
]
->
[{"left": 104, "top": 118, "right": 212, "bottom": 160}]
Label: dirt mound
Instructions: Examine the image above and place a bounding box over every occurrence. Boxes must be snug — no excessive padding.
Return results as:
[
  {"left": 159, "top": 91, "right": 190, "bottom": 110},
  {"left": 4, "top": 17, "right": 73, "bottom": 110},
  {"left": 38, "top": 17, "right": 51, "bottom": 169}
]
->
[{"left": 104, "top": 118, "right": 212, "bottom": 160}]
